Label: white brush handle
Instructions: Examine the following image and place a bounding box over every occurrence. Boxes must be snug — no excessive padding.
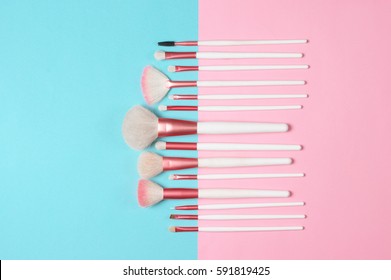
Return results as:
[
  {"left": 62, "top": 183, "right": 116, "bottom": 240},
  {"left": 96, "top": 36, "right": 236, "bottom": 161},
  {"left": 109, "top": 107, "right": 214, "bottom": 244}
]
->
[
  {"left": 198, "top": 214, "right": 305, "bottom": 220},
  {"left": 197, "top": 122, "right": 288, "bottom": 134},
  {"left": 198, "top": 157, "right": 292, "bottom": 168},
  {"left": 198, "top": 189, "right": 290, "bottom": 198},
  {"left": 198, "top": 39, "right": 308, "bottom": 46},
  {"left": 199, "top": 65, "right": 309, "bottom": 71},
  {"left": 197, "top": 80, "right": 305, "bottom": 86},
  {"left": 198, "top": 202, "right": 305, "bottom": 210},
  {"left": 196, "top": 52, "right": 303, "bottom": 59},
  {"left": 197, "top": 94, "right": 308, "bottom": 99},
  {"left": 197, "top": 143, "right": 302, "bottom": 151},
  {"left": 196, "top": 173, "right": 304, "bottom": 180},
  {"left": 197, "top": 105, "right": 302, "bottom": 111},
  {"left": 198, "top": 226, "right": 304, "bottom": 232}
]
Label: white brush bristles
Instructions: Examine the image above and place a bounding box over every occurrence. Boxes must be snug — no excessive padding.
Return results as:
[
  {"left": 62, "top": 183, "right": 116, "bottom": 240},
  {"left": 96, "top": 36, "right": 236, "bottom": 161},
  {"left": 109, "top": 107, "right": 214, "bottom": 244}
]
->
[
  {"left": 137, "top": 179, "right": 164, "bottom": 207},
  {"left": 155, "top": 141, "right": 167, "bottom": 150},
  {"left": 138, "top": 152, "right": 163, "bottom": 178},
  {"left": 121, "top": 106, "right": 158, "bottom": 150},
  {"left": 167, "top": 65, "right": 176, "bottom": 72},
  {"left": 158, "top": 105, "right": 167, "bottom": 111},
  {"left": 141, "top": 65, "right": 170, "bottom": 105},
  {"left": 154, "top": 51, "right": 166, "bottom": 61}
]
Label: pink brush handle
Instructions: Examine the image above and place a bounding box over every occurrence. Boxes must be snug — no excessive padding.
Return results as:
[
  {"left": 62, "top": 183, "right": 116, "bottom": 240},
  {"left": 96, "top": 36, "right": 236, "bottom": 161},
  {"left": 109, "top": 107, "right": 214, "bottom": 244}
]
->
[
  {"left": 174, "top": 66, "right": 199, "bottom": 72},
  {"left": 164, "top": 52, "right": 197, "bottom": 60},
  {"left": 171, "top": 214, "right": 198, "bottom": 220},
  {"left": 157, "top": 118, "right": 197, "bottom": 137},
  {"left": 163, "top": 188, "right": 198, "bottom": 199},
  {"left": 166, "top": 142, "right": 198, "bottom": 150},
  {"left": 171, "top": 94, "right": 198, "bottom": 100},
  {"left": 162, "top": 156, "right": 198, "bottom": 171}
]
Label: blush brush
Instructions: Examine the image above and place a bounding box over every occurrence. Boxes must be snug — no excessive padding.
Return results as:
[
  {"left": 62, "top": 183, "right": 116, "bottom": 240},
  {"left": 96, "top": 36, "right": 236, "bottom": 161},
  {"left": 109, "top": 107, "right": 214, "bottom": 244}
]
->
[
  {"left": 122, "top": 106, "right": 289, "bottom": 150},
  {"left": 138, "top": 152, "right": 292, "bottom": 179},
  {"left": 137, "top": 179, "right": 291, "bottom": 207}
]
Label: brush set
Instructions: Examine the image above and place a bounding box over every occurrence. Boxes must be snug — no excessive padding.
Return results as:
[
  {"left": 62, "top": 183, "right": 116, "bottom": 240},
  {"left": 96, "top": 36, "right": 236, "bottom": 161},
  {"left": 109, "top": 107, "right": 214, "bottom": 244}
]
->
[{"left": 122, "top": 38, "right": 308, "bottom": 233}]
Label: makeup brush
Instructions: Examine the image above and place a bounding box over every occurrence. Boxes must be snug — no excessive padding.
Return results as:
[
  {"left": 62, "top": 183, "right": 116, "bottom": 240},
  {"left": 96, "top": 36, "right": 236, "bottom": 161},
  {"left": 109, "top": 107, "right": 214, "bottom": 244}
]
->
[
  {"left": 169, "top": 173, "right": 304, "bottom": 180},
  {"left": 138, "top": 179, "right": 290, "bottom": 207},
  {"left": 158, "top": 39, "right": 308, "bottom": 46},
  {"left": 173, "top": 202, "right": 305, "bottom": 210},
  {"left": 138, "top": 152, "right": 292, "bottom": 179},
  {"left": 168, "top": 65, "right": 309, "bottom": 72},
  {"left": 142, "top": 66, "right": 305, "bottom": 105},
  {"left": 155, "top": 51, "right": 303, "bottom": 60},
  {"left": 155, "top": 141, "right": 302, "bottom": 151},
  {"left": 158, "top": 105, "right": 302, "bottom": 112},
  {"left": 168, "top": 226, "right": 304, "bottom": 232},
  {"left": 122, "top": 106, "right": 289, "bottom": 150},
  {"left": 170, "top": 94, "right": 308, "bottom": 100},
  {"left": 170, "top": 214, "right": 306, "bottom": 220}
]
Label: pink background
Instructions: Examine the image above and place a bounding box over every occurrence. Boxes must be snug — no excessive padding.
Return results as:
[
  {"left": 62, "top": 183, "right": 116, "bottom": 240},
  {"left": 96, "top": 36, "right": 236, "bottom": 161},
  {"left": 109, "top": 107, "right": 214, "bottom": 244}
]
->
[{"left": 198, "top": 0, "right": 391, "bottom": 259}]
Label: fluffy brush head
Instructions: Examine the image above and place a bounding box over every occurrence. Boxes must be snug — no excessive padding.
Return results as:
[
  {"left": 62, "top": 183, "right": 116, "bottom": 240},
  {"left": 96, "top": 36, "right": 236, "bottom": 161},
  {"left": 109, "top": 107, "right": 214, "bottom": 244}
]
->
[
  {"left": 137, "top": 179, "right": 163, "bottom": 207},
  {"left": 137, "top": 152, "right": 163, "bottom": 178},
  {"left": 121, "top": 106, "right": 158, "bottom": 150},
  {"left": 141, "top": 65, "right": 170, "bottom": 105}
]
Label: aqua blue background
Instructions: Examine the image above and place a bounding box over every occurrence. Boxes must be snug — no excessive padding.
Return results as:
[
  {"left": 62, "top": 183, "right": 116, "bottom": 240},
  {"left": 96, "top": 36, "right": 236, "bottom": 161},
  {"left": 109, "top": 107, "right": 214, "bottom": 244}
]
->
[{"left": 0, "top": 0, "right": 198, "bottom": 259}]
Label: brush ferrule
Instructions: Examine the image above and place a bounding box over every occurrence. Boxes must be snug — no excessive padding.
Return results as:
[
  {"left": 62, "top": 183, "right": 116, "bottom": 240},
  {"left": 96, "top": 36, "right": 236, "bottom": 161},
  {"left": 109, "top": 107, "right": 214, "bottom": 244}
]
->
[
  {"left": 157, "top": 118, "right": 198, "bottom": 137},
  {"left": 162, "top": 156, "right": 198, "bottom": 171},
  {"left": 175, "top": 205, "right": 198, "bottom": 210},
  {"left": 171, "top": 174, "right": 198, "bottom": 180},
  {"left": 170, "top": 214, "right": 198, "bottom": 220},
  {"left": 174, "top": 65, "right": 199, "bottom": 72},
  {"left": 166, "top": 142, "right": 198, "bottom": 150},
  {"left": 165, "top": 105, "right": 198, "bottom": 111},
  {"left": 163, "top": 188, "right": 199, "bottom": 199},
  {"left": 173, "top": 226, "right": 199, "bottom": 232},
  {"left": 175, "top": 41, "right": 198, "bottom": 46},
  {"left": 167, "top": 80, "right": 197, "bottom": 88},
  {"left": 171, "top": 94, "right": 198, "bottom": 100},
  {"left": 164, "top": 51, "right": 197, "bottom": 60}
]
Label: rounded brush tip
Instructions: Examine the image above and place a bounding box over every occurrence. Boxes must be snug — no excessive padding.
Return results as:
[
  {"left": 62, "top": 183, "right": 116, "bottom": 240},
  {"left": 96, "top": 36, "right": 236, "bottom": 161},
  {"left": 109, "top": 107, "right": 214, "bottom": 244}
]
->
[
  {"left": 154, "top": 51, "right": 166, "bottom": 61},
  {"left": 158, "top": 105, "right": 167, "bottom": 111},
  {"left": 167, "top": 65, "right": 176, "bottom": 72},
  {"left": 154, "top": 141, "right": 167, "bottom": 150},
  {"left": 168, "top": 226, "right": 176, "bottom": 232}
]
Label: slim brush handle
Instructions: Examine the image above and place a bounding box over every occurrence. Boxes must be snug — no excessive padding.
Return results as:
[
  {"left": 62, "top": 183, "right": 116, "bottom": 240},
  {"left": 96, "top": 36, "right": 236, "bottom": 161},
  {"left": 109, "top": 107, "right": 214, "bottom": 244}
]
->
[
  {"left": 198, "top": 39, "right": 308, "bottom": 46},
  {"left": 198, "top": 189, "right": 290, "bottom": 198},
  {"left": 197, "top": 202, "right": 305, "bottom": 210},
  {"left": 171, "top": 94, "right": 308, "bottom": 100},
  {"left": 196, "top": 80, "right": 305, "bottom": 87},
  {"left": 162, "top": 105, "right": 302, "bottom": 111},
  {"left": 199, "top": 65, "right": 309, "bottom": 71},
  {"left": 197, "top": 143, "right": 302, "bottom": 151},
  {"left": 195, "top": 52, "right": 303, "bottom": 59},
  {"left": 198, "top": 157, "right": 292, "bottom": 168},
  {"left": 196, "top": 173, "right": 304, "bottom": 180},
  {"left": 197, "top": 122, "right": 289, "bottom": 134},
  {"left": 198, "top": 214, "right": 305, "bottom": 220},
  {"left": 198, "top": 226, "right": 303, "bottom": 232}
]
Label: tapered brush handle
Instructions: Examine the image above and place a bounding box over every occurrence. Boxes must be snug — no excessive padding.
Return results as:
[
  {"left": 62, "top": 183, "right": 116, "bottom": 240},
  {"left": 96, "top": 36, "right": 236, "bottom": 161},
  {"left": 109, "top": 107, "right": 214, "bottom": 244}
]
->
[
  {"left": 196, "top": 80, "right": 305, "bottom": 87},
  {"left": 160, "top": 105, "right": 302, "bottom": 111},
  {"left": 196, "top": 173, "right": 304, "bottom": 180},
  {"left": 197, "top": 122, "right": 289, "bottom": 134},
  {"left": 171, "top": 94, "right": 308, "bottom": 100},
  {"left": 199, "top": 65, "right": 309, "bottom": 70},
  {"left": 198, "top": 157, "right": 292, "bottom": 168},
  {"left": 198, "top": 189, "right": 290, "bottom": 198},
  {"left": 198, "top": 226, "right": 304, "bottom": 232},
  {"left": 196, "top": 52, "right": 303, "bottom": 59},
  {"left": 198, "top": 39, "right": 308, "bottom": 46}
]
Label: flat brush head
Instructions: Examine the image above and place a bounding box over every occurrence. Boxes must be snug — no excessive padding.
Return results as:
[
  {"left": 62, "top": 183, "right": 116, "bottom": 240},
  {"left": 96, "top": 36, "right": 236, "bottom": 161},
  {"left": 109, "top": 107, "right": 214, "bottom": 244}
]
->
[
  {"left": 141, "top": 65, "right": 170, "bottom": 105},
  {"left": 137, "top": 179, "right": 163, "bottom": 207},
  {"left": 121, "top": 106, "right": 158, "bottom": 150},
  {"left": 138, "top": 152, "right": 163, "bottom": 178}
]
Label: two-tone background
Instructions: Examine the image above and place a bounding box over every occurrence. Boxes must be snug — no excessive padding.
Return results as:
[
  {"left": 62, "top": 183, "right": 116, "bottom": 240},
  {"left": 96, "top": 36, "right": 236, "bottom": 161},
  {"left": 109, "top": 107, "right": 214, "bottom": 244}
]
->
[{"left": 1, "top": 0, "right": 391, "bottom": 259}]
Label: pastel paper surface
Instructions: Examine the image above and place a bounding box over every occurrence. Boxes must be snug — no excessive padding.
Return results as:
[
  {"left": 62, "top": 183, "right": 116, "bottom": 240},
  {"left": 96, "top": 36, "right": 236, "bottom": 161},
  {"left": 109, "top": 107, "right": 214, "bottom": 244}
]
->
[{"left": 198, "top": 0, "right": 391, "bottom": 259}]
